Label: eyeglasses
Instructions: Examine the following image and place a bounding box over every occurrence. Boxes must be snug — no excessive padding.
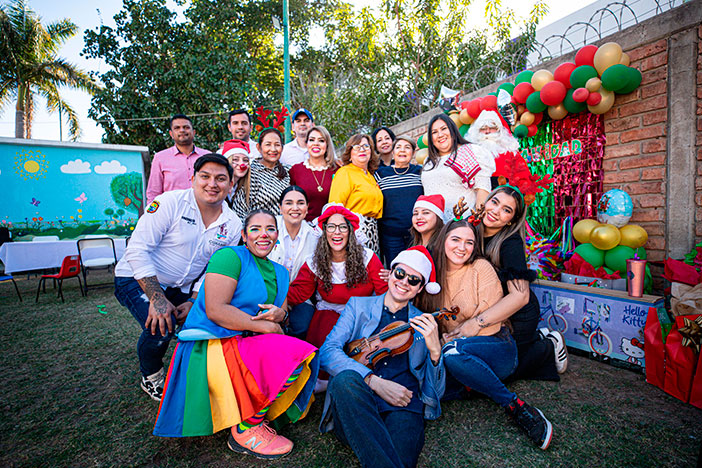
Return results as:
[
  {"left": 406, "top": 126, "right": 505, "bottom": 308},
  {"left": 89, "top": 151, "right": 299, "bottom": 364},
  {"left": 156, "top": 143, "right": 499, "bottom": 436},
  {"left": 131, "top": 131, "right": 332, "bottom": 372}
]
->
[
  {"left": 393, "top": 267, "right": 423, "bottom": 286},
  {"left": 325, "top": 222, "right": 350, "bottom": 233},
  {"left": 351, "top": 143, "right": 371, "bottom": 151}
]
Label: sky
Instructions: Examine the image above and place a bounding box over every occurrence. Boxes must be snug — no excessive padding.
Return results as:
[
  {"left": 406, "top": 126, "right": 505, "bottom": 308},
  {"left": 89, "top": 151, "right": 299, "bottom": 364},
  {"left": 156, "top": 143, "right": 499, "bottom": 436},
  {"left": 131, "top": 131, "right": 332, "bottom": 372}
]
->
[{"left": 0, "top": 0, "right": 596, "bottom": 144}]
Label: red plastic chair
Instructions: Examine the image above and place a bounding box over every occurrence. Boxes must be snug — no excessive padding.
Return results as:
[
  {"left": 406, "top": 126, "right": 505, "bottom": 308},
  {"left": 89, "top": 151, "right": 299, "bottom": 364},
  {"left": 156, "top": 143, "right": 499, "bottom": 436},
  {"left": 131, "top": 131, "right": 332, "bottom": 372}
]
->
[{"left": 35, "top": 255, "right": 85, "bottom": 303}]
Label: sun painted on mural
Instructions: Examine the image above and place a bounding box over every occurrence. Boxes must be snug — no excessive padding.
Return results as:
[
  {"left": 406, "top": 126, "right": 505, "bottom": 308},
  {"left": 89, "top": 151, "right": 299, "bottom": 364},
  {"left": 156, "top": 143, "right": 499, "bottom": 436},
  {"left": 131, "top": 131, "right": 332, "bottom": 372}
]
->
[{"left": 14, "top": 149, "right": 49, "bottom": 180}]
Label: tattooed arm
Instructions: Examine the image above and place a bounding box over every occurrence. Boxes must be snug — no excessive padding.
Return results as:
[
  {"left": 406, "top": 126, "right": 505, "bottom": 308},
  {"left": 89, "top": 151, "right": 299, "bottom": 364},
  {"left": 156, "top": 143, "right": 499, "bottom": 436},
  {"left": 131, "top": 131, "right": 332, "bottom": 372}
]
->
[{"left": 138, "top": 276, "right": 177, "bottom": 336}]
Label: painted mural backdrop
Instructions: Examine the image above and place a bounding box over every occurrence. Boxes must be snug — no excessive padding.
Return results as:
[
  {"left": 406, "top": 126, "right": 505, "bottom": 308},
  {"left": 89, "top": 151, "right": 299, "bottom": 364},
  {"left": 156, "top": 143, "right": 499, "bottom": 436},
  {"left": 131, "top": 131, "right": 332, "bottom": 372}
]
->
[{"left": 1, "top": 141, "right": 144, "bottom": 239}]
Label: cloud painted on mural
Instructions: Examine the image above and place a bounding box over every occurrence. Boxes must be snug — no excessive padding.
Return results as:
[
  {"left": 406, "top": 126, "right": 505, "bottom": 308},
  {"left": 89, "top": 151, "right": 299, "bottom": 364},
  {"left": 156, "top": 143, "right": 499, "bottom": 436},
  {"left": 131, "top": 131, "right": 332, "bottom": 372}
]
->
[
  {"left": 60, "top": 159, "right": 92, "bottom": 174},
  {"left": 95, "top": 160, "right": 127, "bottom": 174}
]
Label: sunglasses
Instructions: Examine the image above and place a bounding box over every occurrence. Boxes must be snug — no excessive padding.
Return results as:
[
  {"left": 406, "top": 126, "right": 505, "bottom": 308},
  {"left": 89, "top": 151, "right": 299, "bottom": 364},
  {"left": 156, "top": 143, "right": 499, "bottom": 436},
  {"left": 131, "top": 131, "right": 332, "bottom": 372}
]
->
[{"left": 393, "top": 267, "right": 423, "bottom": 287}]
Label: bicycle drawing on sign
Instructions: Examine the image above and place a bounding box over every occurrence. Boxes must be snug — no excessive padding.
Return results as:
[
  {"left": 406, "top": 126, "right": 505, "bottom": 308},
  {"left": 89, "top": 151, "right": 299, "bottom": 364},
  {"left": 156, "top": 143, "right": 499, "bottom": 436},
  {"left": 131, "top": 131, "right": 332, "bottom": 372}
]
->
[
  {"left": 573, "top": 297, "right": 613, "bottom": 356},
  {"left": 539, "top": 290, "right": 568, "bottom": 333}
]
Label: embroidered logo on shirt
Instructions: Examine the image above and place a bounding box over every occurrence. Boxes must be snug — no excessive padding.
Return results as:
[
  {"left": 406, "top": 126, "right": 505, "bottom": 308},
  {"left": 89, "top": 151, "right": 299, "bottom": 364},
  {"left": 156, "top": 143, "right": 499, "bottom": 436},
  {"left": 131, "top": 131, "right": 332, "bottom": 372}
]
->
[
  {"left": 146, "top": 201, "right": 160, "bottom": 214},
  {"left": 181, "top": 216, "right": 196, "bottom": 225},
  {"left": 215, "top": 224, "right": 228, "bottom": 239}
]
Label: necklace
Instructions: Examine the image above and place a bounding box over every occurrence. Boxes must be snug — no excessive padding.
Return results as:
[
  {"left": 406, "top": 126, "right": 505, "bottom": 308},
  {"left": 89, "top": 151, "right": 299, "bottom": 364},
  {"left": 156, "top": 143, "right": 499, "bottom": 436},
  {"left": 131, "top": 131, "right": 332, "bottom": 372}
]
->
[
  {"left": 393, "top": 165, "right": 410, "bottom": 175},
  {"left": 310, "top": 167, "right": 326, "bottom": 192}
]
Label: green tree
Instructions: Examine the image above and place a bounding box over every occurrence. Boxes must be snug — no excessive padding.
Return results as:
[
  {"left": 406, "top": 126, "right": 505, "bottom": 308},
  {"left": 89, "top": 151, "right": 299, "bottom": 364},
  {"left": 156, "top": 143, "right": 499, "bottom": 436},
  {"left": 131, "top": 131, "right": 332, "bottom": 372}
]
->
[
  {"left": 110, "top": 172, "right": 143, "bottom": 216},
  {"left": 103, "top": 208, "right": 115, "bottom": 218},
  {"left": 0, "top": 0, "right": 99, "bottom": 139}
]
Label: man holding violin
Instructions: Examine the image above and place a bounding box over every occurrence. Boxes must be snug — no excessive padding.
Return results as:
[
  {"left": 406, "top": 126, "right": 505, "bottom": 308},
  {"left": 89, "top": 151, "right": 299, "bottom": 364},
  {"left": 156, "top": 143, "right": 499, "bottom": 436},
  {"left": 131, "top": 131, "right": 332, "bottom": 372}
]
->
[{"left": 319, "top": 246, "right": 445, "bottom": 468}]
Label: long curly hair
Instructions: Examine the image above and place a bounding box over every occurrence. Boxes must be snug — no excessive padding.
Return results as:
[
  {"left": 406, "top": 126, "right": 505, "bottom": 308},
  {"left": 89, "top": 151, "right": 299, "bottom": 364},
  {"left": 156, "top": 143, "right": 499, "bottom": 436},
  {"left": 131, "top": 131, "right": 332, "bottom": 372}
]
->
[
  {"left": 341, "top": 134, "right": 379, "bottom": 174},
  {"left": 312, "top": 217, "right": 368, "bottom": 291}
]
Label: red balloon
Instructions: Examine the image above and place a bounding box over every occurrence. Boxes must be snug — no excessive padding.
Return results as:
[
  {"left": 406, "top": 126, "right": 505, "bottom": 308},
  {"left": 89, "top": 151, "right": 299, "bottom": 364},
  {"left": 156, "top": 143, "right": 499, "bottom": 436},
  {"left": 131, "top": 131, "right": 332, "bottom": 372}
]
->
[
  {"left": 532, "top": 112, "right": 543, "bottom": 125},
  {"left": 587, "top": 92, "right": 602, "bottom": 106},
  {"left": 572, "top": 87, "right": 590, "bottom": 103},
  {"left": 554, "top": 62, "right": 576, "bottom": 88},
  {"left": 481, "top": 94, "right": 498, "bottom": 110},
  {"left": 467, "top": 99, "right": 482, "bottom": 118},
  {"left": 459, "top": 100, "right": 470, "bottom": 110},
  {"left": 575, "top": 45, "right": 598, "bottom": 67},
  {"left": 513, "top": 82, "right": 535, "bottom": 104},
  {"left": 527, "top": 124, "right": 538, "bottom": 137},
  {"left": 540, "top": 81, "right": 567, "bottom": 106}
]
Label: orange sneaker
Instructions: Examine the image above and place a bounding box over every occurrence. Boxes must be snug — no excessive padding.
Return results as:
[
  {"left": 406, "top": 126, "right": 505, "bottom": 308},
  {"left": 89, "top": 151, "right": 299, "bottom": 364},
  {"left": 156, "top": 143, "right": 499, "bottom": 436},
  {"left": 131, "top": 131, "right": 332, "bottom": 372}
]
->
[{"left": 227, "top": 421, "right": 293, "bottom": 459}]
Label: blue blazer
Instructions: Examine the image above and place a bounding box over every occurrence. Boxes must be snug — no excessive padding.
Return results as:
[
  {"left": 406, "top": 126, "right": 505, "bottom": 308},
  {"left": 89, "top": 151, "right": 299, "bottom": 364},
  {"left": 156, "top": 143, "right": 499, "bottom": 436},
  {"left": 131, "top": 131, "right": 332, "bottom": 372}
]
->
[{"left": 319, "top": 294, "right": 445, "bottom": 433}]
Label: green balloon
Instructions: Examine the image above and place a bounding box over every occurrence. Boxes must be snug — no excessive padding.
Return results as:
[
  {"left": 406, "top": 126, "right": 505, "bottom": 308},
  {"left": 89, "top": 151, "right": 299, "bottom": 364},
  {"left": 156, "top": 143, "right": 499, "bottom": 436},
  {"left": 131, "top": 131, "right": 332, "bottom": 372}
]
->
[
  {"left": 513, "top": 124, "right": 528, "bottom": 138},
  {"left": 617, "top": 67, "right": 642, "bottom": 94},
  {"left": 497, "top": 82, "right": 515, "bottom": 95},
  {"left": 575, "top": 243, "right": 605, "bottom": 268},
  {"left": 525, "top": 91, "right": 548, "bottom": 113},
  {"left": 416, "top": 135, "right": 427, "bottom": 149},
  {"left": 601, "top": 64, "right": 630, "bottom": 92},
  {"left": 603, "top": 266, "right": 615, "bottom": 274},
  {"left": 604, "top": 245, "right": 635, "bottom": 272},
  {"left": 570, "top": 65, "right": 598, "bottom": 89},
  {"left": 634, "top": 246, "right": 647, "bottom": 260},
  {"left": 515, "top": 70, "right": 534, "bottom": 85},
  {"left": 563, "top": 88, "right": 587, "bottom": 114},
  {"left": 458, "top": 124, "right": 469, "bottom": 137}
]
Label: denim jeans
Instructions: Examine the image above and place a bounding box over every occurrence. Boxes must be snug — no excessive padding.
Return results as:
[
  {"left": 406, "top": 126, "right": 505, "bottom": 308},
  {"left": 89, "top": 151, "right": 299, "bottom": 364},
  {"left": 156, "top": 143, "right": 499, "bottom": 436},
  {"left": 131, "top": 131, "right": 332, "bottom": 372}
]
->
[
  {"left": 114, "top": 276, "right": 190, "bottom": 377},
  {"left": 443, "top": 327, "right": 518, "bottom": 407},
  {"left": 288, "top": 301, "right": 315, "bottom": 340},
  {"left": 379, "top": 230, "right": 412, "bottom": 268},
  {"left": 328, "top": 370, "right": 425, "bottom": 468}
]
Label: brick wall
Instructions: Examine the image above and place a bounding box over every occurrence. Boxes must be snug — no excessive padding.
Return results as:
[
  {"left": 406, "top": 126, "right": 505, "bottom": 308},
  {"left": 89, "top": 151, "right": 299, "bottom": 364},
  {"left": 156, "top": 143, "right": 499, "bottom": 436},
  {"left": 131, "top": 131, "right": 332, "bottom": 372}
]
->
[
  {"left": 603, "top": 38, "right": 668, "bottom": 265},
  {"left": 697, "top": 24, "right": 702, "bottom": 244}
]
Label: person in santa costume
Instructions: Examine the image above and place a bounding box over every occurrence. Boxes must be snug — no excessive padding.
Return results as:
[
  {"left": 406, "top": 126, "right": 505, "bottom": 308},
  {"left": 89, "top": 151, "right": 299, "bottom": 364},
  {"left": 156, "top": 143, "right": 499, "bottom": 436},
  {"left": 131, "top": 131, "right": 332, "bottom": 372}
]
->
[
  {"left": 287, "top": 204, "right": 388, "bottom": 350},
  {"left": 467, "top": 109, "right": 529, "bottom": 190}
]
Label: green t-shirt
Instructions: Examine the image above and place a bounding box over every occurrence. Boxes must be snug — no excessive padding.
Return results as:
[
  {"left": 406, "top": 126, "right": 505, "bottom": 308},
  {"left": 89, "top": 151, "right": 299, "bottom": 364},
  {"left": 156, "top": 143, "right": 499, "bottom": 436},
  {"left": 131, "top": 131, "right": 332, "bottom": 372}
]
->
[{"left": 206, "top": 248, "right": 277, "bottom": 305}]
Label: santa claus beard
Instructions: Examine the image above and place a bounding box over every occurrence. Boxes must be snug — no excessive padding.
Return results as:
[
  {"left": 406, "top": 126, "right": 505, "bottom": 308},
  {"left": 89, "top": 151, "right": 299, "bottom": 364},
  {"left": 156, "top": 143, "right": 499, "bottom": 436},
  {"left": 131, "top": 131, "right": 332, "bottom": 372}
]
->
[{"left": 474, "top": 131, "right": 519, "bottom": 155}]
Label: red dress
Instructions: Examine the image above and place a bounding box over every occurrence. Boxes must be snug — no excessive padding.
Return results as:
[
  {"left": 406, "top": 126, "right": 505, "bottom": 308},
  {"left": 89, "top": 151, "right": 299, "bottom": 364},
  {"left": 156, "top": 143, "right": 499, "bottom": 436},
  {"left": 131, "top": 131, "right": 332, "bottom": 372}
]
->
[
  {"left": 289, "top": 161, "right": 338, "bottom": 221},
  {"left": 288, "top": 248, "right": 388, "bottom": 348}
]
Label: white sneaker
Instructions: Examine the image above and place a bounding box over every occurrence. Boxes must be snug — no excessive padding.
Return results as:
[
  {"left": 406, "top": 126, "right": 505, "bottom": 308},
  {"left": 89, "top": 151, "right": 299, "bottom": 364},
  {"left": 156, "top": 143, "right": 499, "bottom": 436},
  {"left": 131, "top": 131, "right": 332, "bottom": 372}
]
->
[
  {"left": 547, "top": 331, "right": 568, "bottom": 374},
  {"left": 313, "top": 378, "right": 328, "bottom": 394},
  {"left": 538, "top": 327, "right": 550, "bottom": 340},
  {"left": 140, "top": 368, "right": 165, "bottom": 401}
]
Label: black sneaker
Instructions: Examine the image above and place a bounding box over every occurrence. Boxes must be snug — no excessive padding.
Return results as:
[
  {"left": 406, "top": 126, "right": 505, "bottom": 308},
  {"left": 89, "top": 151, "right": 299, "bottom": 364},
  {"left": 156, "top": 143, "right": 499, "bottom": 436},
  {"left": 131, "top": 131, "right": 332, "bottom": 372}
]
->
[
  {"left": 507, "top": 399, "right": 553, "bottom": 450},
  {"left": 140, "top": 368, "right": 164, "bottom": 402}
]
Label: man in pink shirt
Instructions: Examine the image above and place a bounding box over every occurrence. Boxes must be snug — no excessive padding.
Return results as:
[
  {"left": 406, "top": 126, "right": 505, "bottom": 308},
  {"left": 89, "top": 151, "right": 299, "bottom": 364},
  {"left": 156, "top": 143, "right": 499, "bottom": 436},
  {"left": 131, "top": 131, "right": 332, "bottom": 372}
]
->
[{"left": 146, "top": 114, "right": 210, "bottom": 204}]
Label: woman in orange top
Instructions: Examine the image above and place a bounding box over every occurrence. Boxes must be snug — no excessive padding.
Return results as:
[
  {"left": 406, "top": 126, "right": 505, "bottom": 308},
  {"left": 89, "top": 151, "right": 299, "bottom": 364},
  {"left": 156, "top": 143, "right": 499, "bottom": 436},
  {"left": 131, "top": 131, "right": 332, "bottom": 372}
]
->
[{"left": 328, "top": 134, "right": 383, "bottom": 256}]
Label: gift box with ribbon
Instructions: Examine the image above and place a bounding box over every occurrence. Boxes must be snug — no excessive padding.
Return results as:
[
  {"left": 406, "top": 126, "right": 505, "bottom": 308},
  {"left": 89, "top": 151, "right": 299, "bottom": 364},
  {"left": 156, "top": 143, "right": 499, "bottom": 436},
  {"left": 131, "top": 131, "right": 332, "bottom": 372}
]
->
[{"left": 645, "top": 306, "right": 702, "bottom": 408}]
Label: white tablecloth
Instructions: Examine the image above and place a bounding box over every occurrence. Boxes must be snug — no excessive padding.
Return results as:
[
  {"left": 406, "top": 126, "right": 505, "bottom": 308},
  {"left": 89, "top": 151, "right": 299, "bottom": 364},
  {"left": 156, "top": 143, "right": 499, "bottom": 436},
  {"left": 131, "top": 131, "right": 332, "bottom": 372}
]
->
[{"left": 0, "top": 239, "right": 127, "bottom": 274}]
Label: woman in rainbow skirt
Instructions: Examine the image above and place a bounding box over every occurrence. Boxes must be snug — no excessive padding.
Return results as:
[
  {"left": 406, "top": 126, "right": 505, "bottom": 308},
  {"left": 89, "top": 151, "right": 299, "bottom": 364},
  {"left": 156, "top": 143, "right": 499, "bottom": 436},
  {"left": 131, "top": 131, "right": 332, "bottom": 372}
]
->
[{"left": 153, "top": 209, "right": 319, "bottom": 460}]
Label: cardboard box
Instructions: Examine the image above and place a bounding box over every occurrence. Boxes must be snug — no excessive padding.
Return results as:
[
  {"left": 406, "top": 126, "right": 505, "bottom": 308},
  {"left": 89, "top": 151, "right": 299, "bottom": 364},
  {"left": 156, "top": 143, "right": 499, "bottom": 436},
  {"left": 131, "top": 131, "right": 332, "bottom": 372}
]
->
[{"left": 561, "top": 273, "right": 627, "bottom": 291}]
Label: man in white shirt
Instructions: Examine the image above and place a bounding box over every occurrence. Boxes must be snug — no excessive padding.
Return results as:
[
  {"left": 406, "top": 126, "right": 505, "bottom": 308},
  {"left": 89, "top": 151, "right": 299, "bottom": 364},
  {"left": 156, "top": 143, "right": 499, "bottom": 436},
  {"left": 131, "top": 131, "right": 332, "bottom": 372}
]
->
[
  {"left": 227, "top": 109, "right": 261, "bottom": 159},
  {"left": 280, "top": 108, "right": 313, "bottom": 166},
  {"left": 114, "top": 153, "right": 243, "bottom": 401}
]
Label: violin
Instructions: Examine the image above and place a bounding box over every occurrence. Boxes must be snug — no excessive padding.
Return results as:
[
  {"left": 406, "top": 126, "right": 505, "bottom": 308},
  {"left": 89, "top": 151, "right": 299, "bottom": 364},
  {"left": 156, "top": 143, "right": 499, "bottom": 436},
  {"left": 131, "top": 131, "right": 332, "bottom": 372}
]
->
[{"left": 345, "top": 306, "right": 459, "bottom": 369}]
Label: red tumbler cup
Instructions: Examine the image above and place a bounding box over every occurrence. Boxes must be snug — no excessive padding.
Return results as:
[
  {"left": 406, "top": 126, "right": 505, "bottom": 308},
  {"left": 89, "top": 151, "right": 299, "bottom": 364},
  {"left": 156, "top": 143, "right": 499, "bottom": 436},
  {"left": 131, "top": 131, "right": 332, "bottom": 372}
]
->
[{"left": 627, "top": 259, "right": 646, "bottom": 297}]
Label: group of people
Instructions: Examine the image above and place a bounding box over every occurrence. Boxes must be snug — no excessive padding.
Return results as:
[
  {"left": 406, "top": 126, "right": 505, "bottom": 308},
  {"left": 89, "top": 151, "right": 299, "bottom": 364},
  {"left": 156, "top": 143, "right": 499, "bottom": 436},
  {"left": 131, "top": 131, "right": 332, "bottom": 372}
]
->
[{"left": 115, "top": 106, "right": 569, "bottom": 466}]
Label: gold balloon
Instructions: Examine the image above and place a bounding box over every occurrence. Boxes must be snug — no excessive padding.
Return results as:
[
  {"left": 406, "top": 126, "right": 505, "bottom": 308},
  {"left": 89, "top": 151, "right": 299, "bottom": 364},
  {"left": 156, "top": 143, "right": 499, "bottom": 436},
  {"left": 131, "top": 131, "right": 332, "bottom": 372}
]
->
[
  {"left": 588, "top": 88, "right": 615, "bottom": 115},
  {"left": 585, "top": 77, "right": 602, "bottom": 92},
  {"left": 449, "top": 113, "right": 462, "bottom": 128},
  {"left": 548, "top": 104, "right": 568, "bottom": 120},
  {"left": 459, "top": 108, "right": 475, "bottom": 125},
  {"left": 619, "top": 52, "right": 630, "bottom": 66},
  {"left": 520, "top": 111, "right": 535, "bottom": 126},
  {"left": 421, "top": 133, "right": 428, "bottom": 147},
  {"left": 593, "top": 42, "right": 623, "bottom": 75},
  {"left": 590, "top": 224, "right": 621, "bottom": 251},
  {"left": 414, "top": 147, "right": 429, "bottom": 165},
  {"left": 573, "top": 219, "right": 601, "bottom": 244},
  {"left": 531, "top": 69, "right": 554, "bottom": 91},
  {"left": 619, "top": 224, "right": 648, "bottom": 249},
  {"left": 517, "top": 104, "right": 526, "bottom": 115}
]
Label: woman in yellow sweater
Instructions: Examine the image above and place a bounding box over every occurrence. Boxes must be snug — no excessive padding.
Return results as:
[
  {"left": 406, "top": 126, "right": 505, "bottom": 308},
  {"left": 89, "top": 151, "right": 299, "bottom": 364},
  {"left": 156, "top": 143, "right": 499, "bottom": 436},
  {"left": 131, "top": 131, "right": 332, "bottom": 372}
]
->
[
  {"left": 417, "top": 217, "right": 554, "bottom": 451},
  {"left": 329, "top": 134, "right": 383, "bottom": 255}
]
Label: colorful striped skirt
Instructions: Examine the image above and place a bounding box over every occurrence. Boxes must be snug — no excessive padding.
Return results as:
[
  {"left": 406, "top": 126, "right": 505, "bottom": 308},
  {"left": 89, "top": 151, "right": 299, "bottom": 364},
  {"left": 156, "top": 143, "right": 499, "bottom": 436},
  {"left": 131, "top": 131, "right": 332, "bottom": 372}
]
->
[{"left": 153, "top": 333, "right": 319, "bottom": 437}]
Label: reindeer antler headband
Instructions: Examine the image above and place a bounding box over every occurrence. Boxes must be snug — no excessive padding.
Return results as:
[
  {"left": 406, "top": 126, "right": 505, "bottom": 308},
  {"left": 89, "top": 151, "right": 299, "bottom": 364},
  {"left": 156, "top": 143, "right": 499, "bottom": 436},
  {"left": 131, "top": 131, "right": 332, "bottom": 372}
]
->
[
  {"left": 254, "top": 106, "right": 289, "bottom": 132},
  {"left": 452, "top": 197, "right": 484, "bottom": 226}
]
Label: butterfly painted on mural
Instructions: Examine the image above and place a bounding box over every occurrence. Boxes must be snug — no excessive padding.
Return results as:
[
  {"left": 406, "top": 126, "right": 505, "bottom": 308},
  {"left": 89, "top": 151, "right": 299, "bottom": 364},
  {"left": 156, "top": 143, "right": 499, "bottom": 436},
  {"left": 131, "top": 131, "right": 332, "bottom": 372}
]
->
[
  {"left": 74, "top": 192, "right": 87, "bottom": 204},
  {"left": 30, "top": 197, "right": 41, "bottom": 207}
]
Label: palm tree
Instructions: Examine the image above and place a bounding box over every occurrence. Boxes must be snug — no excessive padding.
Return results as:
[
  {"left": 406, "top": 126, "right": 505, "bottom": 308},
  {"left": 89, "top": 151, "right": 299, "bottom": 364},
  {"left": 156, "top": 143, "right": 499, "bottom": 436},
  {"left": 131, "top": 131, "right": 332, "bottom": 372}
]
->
[{"left": 0, "top": 0, "right": 99, "bottom": 140}]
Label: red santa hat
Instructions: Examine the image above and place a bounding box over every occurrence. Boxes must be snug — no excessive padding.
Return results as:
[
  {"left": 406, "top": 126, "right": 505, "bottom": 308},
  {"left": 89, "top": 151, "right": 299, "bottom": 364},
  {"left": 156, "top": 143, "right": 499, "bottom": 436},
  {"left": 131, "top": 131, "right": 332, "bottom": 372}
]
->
[
  {"left": 413, "top": 194, "right": 445, "bottom": 222},
  {"left": 222, "top": 139, "right": 250, "bottom": 159},
  {"left": 391, "top": 246, "right": 441, "bottom": 294}
]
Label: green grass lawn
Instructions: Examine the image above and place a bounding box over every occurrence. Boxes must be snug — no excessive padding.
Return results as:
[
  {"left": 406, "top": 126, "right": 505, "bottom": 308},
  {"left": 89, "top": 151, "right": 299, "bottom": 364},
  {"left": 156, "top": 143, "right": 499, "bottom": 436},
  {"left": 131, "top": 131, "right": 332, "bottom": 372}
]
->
[{"left": 0, "top": 272, "right": 700, "bottom": 467}]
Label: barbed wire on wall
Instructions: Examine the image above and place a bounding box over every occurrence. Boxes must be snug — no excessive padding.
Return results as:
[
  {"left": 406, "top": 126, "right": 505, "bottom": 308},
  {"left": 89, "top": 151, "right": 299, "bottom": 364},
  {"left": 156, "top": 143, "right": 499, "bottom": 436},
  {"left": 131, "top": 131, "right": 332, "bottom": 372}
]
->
[{"left": 460, "top": 0, "right": 684, "bottom": 92}]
